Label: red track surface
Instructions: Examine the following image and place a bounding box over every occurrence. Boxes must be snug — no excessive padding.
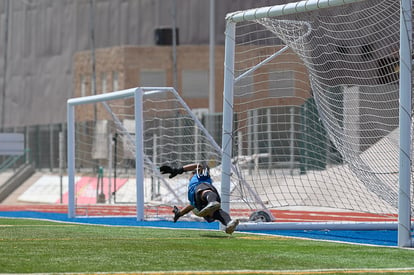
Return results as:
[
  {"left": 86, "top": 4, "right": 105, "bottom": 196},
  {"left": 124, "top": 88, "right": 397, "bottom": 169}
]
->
[{"left": 0, "top": 204, "right": 399, "bottom": 222}]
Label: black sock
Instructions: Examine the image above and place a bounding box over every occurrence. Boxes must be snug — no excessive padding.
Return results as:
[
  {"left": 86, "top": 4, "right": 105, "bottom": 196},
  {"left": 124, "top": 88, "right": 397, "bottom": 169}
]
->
[{"left": 212, "top": 209, "right": 231, "bottom": 226}]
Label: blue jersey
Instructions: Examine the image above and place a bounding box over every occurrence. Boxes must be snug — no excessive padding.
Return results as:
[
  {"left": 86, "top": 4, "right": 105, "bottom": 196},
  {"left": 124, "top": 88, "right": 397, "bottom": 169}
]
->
[{"left": 188, "top": 173, "right": 213, "bottom": 206}]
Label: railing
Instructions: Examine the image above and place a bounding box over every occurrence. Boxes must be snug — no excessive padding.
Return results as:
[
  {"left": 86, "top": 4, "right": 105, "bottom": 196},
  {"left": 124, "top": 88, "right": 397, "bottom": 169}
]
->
[{"left": 0, "top": 149, "right": 31, "bottom": 172}]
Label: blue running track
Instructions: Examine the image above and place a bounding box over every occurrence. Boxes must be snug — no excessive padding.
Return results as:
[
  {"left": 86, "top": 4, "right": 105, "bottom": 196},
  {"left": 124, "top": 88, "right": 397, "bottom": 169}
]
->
[{"left": 0, "top": 210, "right": 404, "bottom": 247}]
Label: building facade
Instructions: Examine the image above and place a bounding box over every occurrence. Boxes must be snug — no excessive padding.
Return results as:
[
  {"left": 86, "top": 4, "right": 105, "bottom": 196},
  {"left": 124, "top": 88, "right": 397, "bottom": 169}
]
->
[
  {"left": 0, "top": 0, "right": 286, "bottom": 129},
  {"left": 73, "top": 45, "right": 225, "bottom": 113}
]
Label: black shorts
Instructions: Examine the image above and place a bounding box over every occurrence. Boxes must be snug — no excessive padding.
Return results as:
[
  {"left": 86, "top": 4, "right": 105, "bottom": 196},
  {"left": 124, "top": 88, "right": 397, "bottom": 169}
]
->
[{"left": 194, "top": 182, "right": 220, "bottom": 211}]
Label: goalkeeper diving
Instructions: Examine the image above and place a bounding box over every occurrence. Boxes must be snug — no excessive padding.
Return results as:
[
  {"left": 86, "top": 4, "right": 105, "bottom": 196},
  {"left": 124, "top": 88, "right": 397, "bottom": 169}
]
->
[{"left": 160, "top": 162, "right": 239, "bottom": 234}]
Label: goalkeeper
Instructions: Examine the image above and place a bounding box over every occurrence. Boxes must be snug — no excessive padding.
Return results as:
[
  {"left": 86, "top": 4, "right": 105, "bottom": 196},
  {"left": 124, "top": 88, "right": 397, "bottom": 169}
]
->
[{"left": 160, "top": 163, "right": 239, "bottom": 234}]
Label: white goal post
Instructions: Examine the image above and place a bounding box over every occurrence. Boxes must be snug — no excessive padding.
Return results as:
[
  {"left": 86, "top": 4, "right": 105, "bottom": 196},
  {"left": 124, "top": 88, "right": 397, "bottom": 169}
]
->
[
  {"left": 221, "top": 0, "right": 413, "bottom": 247},
  {"left": 67, "top": 87, "right": 145, "bottom": 220},
  {"left": 67, "top": 87, "right": 225, "bottom": 221},
  {"left": 66, "top": 87, "right": 266, "bottom": 222}
]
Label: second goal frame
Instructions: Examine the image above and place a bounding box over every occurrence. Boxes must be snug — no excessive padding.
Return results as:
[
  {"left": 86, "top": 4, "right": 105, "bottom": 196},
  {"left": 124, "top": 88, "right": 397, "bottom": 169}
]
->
[
  {"left": 67, "top": 87, "right": 146, "bottom": 220},
  {"left": 221, "top": 0, "right": 413, "bottom": 247}
]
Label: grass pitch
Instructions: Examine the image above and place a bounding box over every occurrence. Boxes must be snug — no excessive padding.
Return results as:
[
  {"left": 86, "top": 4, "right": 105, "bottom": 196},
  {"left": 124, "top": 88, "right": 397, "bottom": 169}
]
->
[{"left": 0, "top": 218, "right": 413, "bottom": 274}]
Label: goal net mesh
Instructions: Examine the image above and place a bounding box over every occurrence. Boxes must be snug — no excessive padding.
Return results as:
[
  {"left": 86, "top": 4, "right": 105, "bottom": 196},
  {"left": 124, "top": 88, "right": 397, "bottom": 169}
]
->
[
  {"left": 70, "top": 88, "right": 223, "bottom": 219},
  {"left": 225, "top": 0, "right": 412, "bottom": 218}
]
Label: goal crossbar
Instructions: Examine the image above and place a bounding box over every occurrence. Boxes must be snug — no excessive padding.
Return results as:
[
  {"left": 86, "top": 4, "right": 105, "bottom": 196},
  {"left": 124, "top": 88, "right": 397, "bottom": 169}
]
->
[{"left": 226, "top": 0, "right": 364, "bottom": 23}]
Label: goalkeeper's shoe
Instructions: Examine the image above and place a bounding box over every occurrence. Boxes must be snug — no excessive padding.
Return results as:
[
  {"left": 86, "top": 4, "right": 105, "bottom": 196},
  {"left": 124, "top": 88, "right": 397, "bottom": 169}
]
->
[
  {"left": 197, "top": 201, "right": 220, "bottom": 217},
  {"left": 172, "top": 206, "right": 181, "bottom": 223},
  {"left": 225, "top": 219, "right": 239, "bottom": 234}
]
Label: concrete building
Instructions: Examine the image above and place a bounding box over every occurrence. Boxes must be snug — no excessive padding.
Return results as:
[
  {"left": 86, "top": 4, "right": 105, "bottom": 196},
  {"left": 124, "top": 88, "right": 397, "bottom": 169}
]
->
[
  {"left": 0, "top": 0, "right": 286, "bottom": 129},
  {"left": 73, "top": 45, "right": 225, "bottom": 113},
  {"left": 0, "top": 0, "right": 288, "bottom": 169}
]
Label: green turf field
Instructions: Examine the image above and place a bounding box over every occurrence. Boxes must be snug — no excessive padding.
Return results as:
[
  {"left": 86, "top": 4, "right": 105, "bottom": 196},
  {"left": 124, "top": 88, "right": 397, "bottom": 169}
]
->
[{"left": 0, "top": 218, "right": 413, "bottom": 274}]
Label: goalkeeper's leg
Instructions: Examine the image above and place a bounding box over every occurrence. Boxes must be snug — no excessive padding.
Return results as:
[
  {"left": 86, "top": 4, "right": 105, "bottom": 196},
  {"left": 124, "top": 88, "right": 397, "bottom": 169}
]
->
[
  {"left": 211, "top": 209, "right": 239, "bottom": 234},
  {"left": 196, "top": 187, "right": 239, "bottom": 234},
  {"left": 197, "top": 190, "right": 221, "bottom": 217},
  {"left": 211, "top": 209, "right": 230, "bottom": 225}
]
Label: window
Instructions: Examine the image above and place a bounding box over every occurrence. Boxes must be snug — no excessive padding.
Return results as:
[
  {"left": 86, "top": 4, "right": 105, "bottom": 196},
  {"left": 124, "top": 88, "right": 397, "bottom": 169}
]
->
[
  {"left": 112, "top": 71, "right": 119, "bottom": 91},
  {"left": 140, "top": 70, "right": 166, "bottom": 87},
  {"left": 101, "top": 72, "right": 107, "bottom": 93},
  {"left": 234, "top": 73, "right": 254, "bottom": 98},
  {"left": 182, "top": 70, "right": 209, "bottom": 98},
  {"left": 81, "top": 75, "right": 87, "bottom": 97},
  {"left": 91, "top": 77, "right": 96, "bottom": 95},
  {"left": 268, "top": 70, "right": 295, "bottom": 97}
]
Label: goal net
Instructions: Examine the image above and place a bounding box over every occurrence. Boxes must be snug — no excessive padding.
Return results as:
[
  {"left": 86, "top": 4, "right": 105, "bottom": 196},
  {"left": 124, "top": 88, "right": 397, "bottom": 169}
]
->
[
  {"left": 67, "top": 87, "right": 228, "bottom": 220},
  {"left": 222, "top": 0, "right": 413, "bottom": 233}
]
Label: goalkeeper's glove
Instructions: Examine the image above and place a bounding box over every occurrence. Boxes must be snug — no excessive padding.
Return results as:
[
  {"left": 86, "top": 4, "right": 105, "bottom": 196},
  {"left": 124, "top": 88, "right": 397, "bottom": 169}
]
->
[
  {"left": 172, "top": 206, "right": 181, "bottom": 223},
  {"left": 160, "top": 165, "right": 184, "bottom": 178}
]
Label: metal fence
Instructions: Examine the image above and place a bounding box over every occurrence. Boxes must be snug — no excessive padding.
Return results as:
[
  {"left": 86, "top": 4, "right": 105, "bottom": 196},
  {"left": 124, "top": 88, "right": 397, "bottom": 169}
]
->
[{"left": 0, "top": 123, "right": 66, "bottom": 172}]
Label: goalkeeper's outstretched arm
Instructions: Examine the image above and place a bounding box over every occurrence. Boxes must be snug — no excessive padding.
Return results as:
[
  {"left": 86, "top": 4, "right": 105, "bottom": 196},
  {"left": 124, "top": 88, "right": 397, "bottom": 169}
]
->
[
  {"left": 172, "top": 204, "right": 194, "bottom": 222},
  {"left": 160, "top": 163, "right": 201, "bottom": 178}
]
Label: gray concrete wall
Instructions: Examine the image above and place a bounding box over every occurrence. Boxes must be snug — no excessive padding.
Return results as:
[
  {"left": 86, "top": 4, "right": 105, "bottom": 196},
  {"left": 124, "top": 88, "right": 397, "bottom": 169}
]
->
[{"left": 0, "top": 0, "right": 284, "bottom": 128}]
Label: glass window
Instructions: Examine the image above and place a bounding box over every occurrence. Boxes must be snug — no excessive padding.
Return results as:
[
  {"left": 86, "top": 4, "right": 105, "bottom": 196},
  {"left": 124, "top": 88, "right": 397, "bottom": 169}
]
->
[
  {"left": 81, "top": 75, "right": 86, "bottom": 97},
  {"left": 101, "top": 72, "right": 107, "bottom": 93},
  {"left": 268, "top": 70, "right": 295, "bottom": 97},
  {"left": 234, "top": 72, "right": 254, "bottom": 98},
  {"left": 112, "top": 71, "right": 119, "bottom": 91},
  {"left": 140, "top": 70, "right": 166, "bottom": 87},
  {"left": 182, "top": 70, "right": 209, "bottom": 98}
]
